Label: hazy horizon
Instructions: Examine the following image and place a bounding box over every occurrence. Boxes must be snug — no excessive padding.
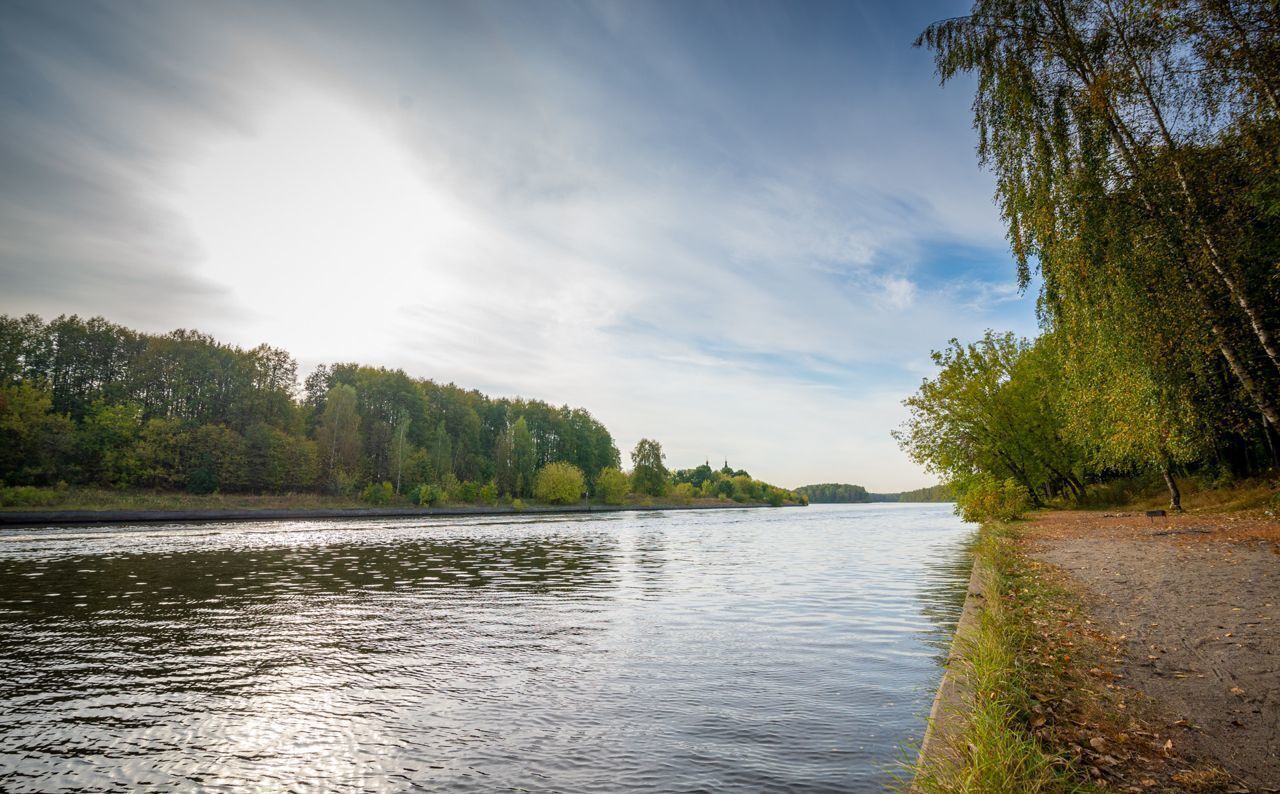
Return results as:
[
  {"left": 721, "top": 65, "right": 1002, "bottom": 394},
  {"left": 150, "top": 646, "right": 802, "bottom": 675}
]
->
[{"left": 0, "top": 0, "right": 1039, "bottom": 491}]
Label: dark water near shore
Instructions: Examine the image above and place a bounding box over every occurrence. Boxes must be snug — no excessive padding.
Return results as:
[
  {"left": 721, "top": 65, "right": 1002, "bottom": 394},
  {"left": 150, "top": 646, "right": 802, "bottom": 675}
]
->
[{"left": 0, "top": 503, "right": 971, "bottom": 792}]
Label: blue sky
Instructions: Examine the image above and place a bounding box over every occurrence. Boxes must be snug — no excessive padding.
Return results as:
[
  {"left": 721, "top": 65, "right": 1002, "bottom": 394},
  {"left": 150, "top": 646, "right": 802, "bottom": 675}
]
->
[{"left": 0, "top": 0, "right": 1039, "bottom": 490}]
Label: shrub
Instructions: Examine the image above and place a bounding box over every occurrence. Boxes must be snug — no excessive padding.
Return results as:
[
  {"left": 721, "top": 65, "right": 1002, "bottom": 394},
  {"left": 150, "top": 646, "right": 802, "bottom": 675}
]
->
[
  {"left": 672, "top": 482, "right": 695, "bottom": 504},
  {"left": 415, "top": 483, "right": 443, "bottom": 506},
  {"left": 512, "top": 498, "right": 525, "bottom": 512},
  {"left": 458, "top": 480, "right": 480, "bottom": 504},
  {"left": 478, "top": 481, "right": 498, "bottom": 504},
  {"left": 362, "top": 481, "right": 394, "bottom": 505},
  {"left": 0, "top": 485, "right": 63, "bottom": 507},
  {"left": 534, "top": 462, "right": 585, "bottom": 505},
  {"left": 596, "top": 467, "right": 629, "bottom": 505},
  {"left": 955, "top": 474, "right": 1031, "bottom": 522}
]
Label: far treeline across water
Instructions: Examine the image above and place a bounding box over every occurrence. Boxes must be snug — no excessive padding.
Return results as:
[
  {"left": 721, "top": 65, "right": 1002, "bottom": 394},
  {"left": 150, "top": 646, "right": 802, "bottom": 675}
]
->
[
  {"left": 0, "top": 314, "right": 804, "bottom": 509},
  {"left": 795, "top": 483, "right": 952, "bottom": 503},
  {"left": 899, "top": 1, "right": 1280, "bottom": 523}
]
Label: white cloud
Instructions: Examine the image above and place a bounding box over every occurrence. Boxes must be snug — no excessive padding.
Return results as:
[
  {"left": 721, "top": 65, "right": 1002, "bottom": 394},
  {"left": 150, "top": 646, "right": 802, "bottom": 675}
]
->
[{"left": 0, "top": 0, "right": 1034, "bottom": 491}]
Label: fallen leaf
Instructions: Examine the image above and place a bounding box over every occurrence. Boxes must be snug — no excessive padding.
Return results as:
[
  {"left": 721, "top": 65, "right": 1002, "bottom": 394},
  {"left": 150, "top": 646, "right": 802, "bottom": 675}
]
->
[{"left": 1230, "top": 686, "right": 1244, "bottom": 695}]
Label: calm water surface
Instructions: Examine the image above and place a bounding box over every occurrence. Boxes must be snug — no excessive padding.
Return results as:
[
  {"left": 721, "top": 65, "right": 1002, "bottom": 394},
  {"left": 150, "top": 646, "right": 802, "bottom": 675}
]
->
[{"left": 0, "top": 503, "right": 972, "bottom": 792}]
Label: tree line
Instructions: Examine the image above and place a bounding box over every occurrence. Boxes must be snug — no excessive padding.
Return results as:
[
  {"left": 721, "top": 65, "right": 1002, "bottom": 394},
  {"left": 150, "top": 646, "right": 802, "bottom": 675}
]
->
[
  {"left": 0, "top": 313, "right": 620, "bottom": 502},
  {"left": 793, "top": 483, "right": 952, "bottom": 503},
  {"left": 0, "top": 313, "right": 805, "bottom": 508},
  {"left": 668, "top": 461, "right": 806, "bottom": 506},
  {"left": 901, "top": 1, "right": 1279, "bottom": 519}
]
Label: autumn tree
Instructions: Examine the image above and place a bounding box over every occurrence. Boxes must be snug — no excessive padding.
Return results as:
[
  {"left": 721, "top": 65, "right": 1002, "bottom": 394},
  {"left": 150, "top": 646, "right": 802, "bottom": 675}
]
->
[
  {"left": 595, "top": 467, "right": 629, "bottom": 505},
  {"left": 534, "top": 461, "right": 585, "bottom": 505}
]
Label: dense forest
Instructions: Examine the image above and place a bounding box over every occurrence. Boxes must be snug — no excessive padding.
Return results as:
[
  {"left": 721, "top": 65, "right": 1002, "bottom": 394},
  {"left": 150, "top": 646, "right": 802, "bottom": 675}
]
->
[
  {"left": 0, "top": 314, "right": 803, "bottom": 507},
  {"left": 882, "top": 483, "right": 953, "bottom": 503},
  {"left": 794, "top": 482, "right": 952, "bottom": 503},
  {"left": 795, "top": 483, "right": 871, "bottom": 503},
  {"left": 900, "top": 0, "right": 1280, "bottom": 520}
]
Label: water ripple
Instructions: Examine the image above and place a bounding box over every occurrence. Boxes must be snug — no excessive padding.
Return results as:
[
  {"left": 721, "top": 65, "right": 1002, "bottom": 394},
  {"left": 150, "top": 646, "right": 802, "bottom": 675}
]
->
[{"left": 0, "top": 503, "right": 971, "bottom": 792}]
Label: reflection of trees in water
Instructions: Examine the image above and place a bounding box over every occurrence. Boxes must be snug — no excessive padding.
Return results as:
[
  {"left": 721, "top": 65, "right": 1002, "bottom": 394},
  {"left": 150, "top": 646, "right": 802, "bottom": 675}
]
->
[
  {"left": 913, "top": 534, "right": 976, "bottom": 662},
  {"left": 1, "top": 534, "right": 621, "bottom": 612},
  {"left": 0, "top": 534, "right": 621, "bottom": 686},
  {"left": 629, "top": 529, "right": 668, "bottom": 597}
]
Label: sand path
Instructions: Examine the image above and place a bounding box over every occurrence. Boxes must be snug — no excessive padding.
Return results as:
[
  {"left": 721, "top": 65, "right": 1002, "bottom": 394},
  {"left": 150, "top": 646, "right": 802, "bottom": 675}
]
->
[{"left": 1028, "top": 511, "right": 1279, "bottom": 791}]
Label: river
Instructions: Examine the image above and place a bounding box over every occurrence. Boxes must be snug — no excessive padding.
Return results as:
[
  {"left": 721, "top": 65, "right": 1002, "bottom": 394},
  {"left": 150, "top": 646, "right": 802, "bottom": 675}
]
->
[{"left": 0, "top": 502, "right": 972, "bottom": 792}]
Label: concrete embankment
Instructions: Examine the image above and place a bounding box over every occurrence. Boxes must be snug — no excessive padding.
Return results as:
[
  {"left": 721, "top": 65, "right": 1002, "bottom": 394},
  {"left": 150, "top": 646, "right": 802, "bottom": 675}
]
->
[
  {"left": 914, "top": 554, "right": 988, "bottom": 789},
  {"left": 0, "top": 501, "right": 793, "bottom": 528}
]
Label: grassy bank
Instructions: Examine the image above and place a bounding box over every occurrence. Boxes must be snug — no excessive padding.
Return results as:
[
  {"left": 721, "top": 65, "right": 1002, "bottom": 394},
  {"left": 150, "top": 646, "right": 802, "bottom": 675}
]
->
[
  {"left": 910, "top": 521, "right": 1090, "bottom": 793},
  {"left": 1072, "top": 473, "right": 1279, "bottom": 514}
]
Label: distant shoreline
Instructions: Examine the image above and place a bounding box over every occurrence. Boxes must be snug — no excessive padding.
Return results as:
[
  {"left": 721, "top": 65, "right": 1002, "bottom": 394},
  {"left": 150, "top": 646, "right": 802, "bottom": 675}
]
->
[{"left": 0, "top": 500, "right": 799, "bottom": 528}]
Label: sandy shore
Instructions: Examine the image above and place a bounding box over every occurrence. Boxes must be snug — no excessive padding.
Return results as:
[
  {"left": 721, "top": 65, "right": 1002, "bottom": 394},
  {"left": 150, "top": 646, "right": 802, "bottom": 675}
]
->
[{"left": 1026, "top": 510, "right": 1280, "bottom": 790}]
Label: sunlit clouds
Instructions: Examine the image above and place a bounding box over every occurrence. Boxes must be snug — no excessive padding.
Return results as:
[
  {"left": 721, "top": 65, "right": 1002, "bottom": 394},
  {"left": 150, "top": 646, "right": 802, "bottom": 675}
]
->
[{"left": 0, "top": 0, "right": 1039, "bottom": 489}]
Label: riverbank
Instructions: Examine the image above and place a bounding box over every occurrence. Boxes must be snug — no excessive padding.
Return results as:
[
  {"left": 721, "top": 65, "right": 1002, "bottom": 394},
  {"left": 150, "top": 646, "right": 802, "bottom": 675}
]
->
[
  {"left": 0, "top": 499, "right": 798, "bottom": 530},
  {"left": 0, "top": 497, "right": 797, "bottom": 527},
  {"left": 913, "top": 509, "right": 1278, "bottom": 792}
]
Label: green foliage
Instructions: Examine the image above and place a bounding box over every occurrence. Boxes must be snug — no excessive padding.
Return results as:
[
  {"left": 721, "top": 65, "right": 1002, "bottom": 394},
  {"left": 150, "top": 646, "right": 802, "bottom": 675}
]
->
[
  {"left": 794, "top": 483, "right": 870, "bottom": 503},
  {"left": 533, "top": 461, "right": 585, "bottom": 505},
  {"left": 429, "top": 420, "right": 453, "bottom": 486},
  {"left": 317, "top": 384, "right": 361, "bottom": 490},
  {"left": 0, "top": 380, "right": 76, "bottom": 485},
  {"left": 671, "top": 482, "right": 695, "bottom": 504},
  {"left": 0, "top": 313, "right": 622, "bottom": 502},
  {"left": 895, "top": 332, "right": 1084, "bottom": 508},
  {"left": 415, "top": 483, "right": 443, "bottom": 506},
  {"left": 795, "top": 482, "right": 952, "bottom": 503},
  {"left": 595, "top": 467, "right": 628, "bottom": 505},
  {"left": 894, "top": 483, "right": 953, "bottom": 502},
  {"left": 478, "top": 480, "right": 498, "bottom": 504},
  {"left": 246, "top": 423, "right": 319, "bottom": 493},
  {"left": 0, "top": 484, "right": 64, "bottom": 507},
  {"left": 915, "top": 0, "right": 1280, "bottom": 504},
  {"left": 185, "top": 425, "right": 247, "bottom": 495},
  {"left": 671, "top": 462, "right": 716, "bottom": 490},
  {"left": 512, "top": 417, "right": 535, "bottom": 497},
  {"left": 362, "top": 481, "right": 395, "bottom": 505},
  {"left": 954, "top": 474, "right": 1031, "bottom": 523},
  {"left": 511, "top": 497, "right": 525, "bottom": 512},
  {"left": 80, "top": 400, "right": 142, "bottom": 487},
  {"left": 629, "top": 438, "right": 668, "bottom": 497},
  {"left": 458, "top": 480, "right": 480, "bottom": 503},
  {"left": 130, "top": 417, "right": 186, "bottom": 489}
]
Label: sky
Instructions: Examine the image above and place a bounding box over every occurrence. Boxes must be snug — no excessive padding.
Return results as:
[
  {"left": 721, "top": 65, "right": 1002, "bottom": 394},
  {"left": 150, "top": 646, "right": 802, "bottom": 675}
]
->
[{"left": 0, "top": 0, "right": 1040, "bottom": 491}]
